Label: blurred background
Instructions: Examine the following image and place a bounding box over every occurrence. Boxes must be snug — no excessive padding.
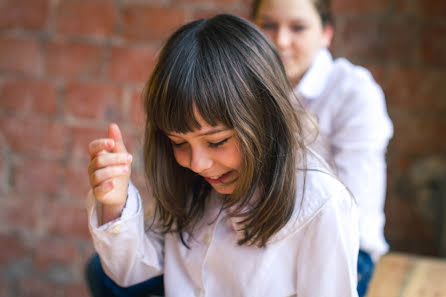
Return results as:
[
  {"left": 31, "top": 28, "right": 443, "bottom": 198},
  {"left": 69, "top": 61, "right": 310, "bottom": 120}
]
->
[{"left": 0, "top": 0, "right": 445, "bottom": 296}]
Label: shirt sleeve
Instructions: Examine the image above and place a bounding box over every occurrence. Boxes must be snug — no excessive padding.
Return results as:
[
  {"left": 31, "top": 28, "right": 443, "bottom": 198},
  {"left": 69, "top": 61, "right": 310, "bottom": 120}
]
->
[
  {"left": 330, "top": 76, "right": 393, "bottom": 260},
  {"left": 296, "top": 189, "right": 359, "bottom": 297},
  {"left": 86, "top": 182, "right": 164, "bottom": 287}
]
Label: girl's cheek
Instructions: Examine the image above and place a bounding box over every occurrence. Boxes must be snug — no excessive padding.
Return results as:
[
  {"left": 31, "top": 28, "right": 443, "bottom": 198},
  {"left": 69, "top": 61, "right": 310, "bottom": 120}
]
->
[{"left": 173, "top": 149, "right": 189, "bottom": 168}]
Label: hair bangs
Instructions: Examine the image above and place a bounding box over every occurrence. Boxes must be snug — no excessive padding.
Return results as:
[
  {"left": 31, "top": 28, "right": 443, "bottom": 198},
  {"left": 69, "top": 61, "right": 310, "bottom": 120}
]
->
[
  {"left": 191, "top": 52, "right": 235, "bottom": 131},
  {"left": 146, "top": 29, "right": 236, "bottom": 135}
]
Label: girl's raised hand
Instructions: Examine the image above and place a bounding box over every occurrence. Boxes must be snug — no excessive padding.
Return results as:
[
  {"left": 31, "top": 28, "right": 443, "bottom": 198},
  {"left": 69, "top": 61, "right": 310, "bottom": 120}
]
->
[{"left": 88, "top": 123, "right": 133, "bottom": 223}]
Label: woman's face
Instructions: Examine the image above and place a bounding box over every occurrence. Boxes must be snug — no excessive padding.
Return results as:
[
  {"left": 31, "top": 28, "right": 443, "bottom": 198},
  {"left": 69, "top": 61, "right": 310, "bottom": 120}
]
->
[
  {"left": 254, "top": 0, "right": 333, "bottom": 86},
  {"left": 166, "top": 111, "right": 242, "bottom": 195}
]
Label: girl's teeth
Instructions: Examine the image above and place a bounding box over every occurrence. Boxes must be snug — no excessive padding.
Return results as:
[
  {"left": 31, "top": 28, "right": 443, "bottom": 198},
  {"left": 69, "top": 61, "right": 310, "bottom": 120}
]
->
[{"left": 210, "top": 174, "right": 222, "bottom": 180}]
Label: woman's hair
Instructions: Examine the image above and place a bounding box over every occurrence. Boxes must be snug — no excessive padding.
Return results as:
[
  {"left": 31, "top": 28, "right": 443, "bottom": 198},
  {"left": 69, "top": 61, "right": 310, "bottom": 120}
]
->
[
  {"left": 251, "top": 0, "right": 334, "bottom": 27},
  {"left": 143, "top": 14, "right": 310, "bottom": 247}
]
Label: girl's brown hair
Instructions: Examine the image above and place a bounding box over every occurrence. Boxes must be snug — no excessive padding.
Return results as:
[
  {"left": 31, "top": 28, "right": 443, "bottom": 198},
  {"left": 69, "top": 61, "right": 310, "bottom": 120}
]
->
[
  {"left": 143, "top": 14, "right": 310, "bottom": 247},
  {"left": 251, "top": 0, "right": 334, "bottom": 27}
]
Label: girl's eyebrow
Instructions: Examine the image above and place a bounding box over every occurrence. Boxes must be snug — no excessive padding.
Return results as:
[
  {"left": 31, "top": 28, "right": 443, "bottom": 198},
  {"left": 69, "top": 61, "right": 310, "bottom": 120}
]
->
[
  {"left": 198, "top": 128, "right": 230, "bottom": 136},
  {"left": 166, "top": 127, "right": 230, "bottom": 137}
]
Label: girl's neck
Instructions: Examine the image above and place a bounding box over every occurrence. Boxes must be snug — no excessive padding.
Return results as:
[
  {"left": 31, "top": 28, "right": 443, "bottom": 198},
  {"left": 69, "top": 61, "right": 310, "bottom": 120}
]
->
[{"left": 288, "top": 74, "right": 303, "bottom": 88}]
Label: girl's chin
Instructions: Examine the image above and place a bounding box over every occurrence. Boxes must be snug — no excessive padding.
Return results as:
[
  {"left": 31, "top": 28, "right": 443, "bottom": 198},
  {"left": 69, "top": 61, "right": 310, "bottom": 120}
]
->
[{"left": 211, "top": 184, "right": 236, "bottom": 195}]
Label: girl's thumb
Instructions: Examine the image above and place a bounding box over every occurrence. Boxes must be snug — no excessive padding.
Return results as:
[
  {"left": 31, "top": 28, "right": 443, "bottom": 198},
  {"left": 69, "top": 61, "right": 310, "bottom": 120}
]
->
[{"left": 108, "top": 123, "right": 127, "bottom": 153}]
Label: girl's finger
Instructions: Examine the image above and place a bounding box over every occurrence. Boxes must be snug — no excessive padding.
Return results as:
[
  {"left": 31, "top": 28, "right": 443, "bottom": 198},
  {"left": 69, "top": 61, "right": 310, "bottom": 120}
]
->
[
  {"left": 89, "top": 165, "right": 130, "bottom": 188},
  {"left": 88, "top": 138, "right": 115, "bottom": 157},
  {"left": 93, "top": 179, "right": 115, "bottom": 201},
  {"left": 88, "top": 153, "right": 132, "bottom": 174}
]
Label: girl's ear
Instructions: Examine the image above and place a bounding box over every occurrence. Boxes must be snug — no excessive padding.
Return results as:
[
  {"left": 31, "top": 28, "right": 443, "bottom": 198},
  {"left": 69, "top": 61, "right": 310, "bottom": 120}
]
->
[{"left": 322, "top": 24, "right": 334, "bottom": 48}]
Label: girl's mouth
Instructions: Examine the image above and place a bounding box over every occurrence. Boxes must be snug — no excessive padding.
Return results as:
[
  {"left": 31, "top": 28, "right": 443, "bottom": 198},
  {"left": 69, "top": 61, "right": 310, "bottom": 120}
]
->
[{"left": 204, "top": 171, "right": 234, "bottom": 185}]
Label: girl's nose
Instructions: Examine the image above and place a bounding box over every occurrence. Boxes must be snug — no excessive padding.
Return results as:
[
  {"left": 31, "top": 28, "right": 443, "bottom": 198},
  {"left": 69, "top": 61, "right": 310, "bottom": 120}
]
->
[
  {"left": 275, "top": 27, "right": 291, "bottom": 49},
  {"left": 189, "top": 149, "right": 213, "bottom": 174}
]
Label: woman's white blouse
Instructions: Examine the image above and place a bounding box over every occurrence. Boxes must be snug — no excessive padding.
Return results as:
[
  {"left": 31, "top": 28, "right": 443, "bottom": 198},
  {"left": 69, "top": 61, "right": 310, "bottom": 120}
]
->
[
  {"left": 296, "top": 48, "right": 393, "bottom": 261},
  {"left": 87, "top": 152, "right": 359, "bottom": 297}
]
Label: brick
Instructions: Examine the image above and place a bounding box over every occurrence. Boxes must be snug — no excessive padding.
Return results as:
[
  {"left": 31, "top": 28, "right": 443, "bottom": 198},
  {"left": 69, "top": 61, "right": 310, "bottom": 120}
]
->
[
  {"left": 70, "top": 124, "right": 138, "bottom": 161},
  {"left": 389, "top": 113, "right": 446, "bottom": 154},
  {"left": 108, "top": 46, "right": 157, "bottom": 83},
  {"left": 395, "top": 0, "right": 417, "bottom": 15},
  {"left": 123, "top": 129, "right": 142, "bottom": 160},
  {"left": 0, "top": 38, "right": 42, "bottom": 75},
  {"left": 0, "top": 280, "right": 11, "bottom": 297},
  {"left": 56, "top": 1, "right": 116, "bottom": 38},
  {"left": 364, "top": 64, "right": 387, "bottom": 89},
  {"left": 380, "top": 17, "right": 419, "bottom": 61},
  {"left": 64, "top": 160, "right": 91, "bottom": 199},
  {"left": 45, "top": 201, "right": 90, "bottom": 239},
  {"left": 0, "top": 193, "right": 39, "bottom": 231},
  {"left": 421, "top": 24, "right": 446, "bottom": 67},
  {"left": 32, "top": 237, "right": 78, "bottom": 272},
  {"left": 64, "top": 82, "right": 122, "bottom": 121},
  {"left": 0, "top": 153, "right": 7, "bottom": 194},
  {"left": 337, "top": 17, "right": 418, "bottom": 62},
  {"left": 13, "top": 157, "right": 65, "bottom": 196},
  {"left": 175, "top": 0, "right": 237, "bottom": 5},
  {"left": 385, "top": 196, "right": 434, "bottom": 241},
  {"left": 192, "top": 9, "right": 249, "bottom": 21},
  {"left": 385, "top": 67, "right": 446, "bottom": 111},
  {"left": 0, "top": 115, "right": 68, "bottom": 158},
  {"left": 332, "top": 0, "right": 389, "bottom": 14},
  {"left": 0, "top": 233, "right": 28, "bottom": 266},
  {"left": 389, "top": 154, "right": 411, "bottom": 174},
  {"left": 336, "top": 18, "right": 382, "bottom": 60},
  {"left": 17, "top": 278, "right": 65, "bottom": 297},
  {"left": 0, "top": 0, "right": 50, "bottom": 30},
  {"left": 65, "top": 283, "right": 90, "bottom": 297},
  {"left": 130, "top": 87, "right": 145, "bottom": 125},
  {"left": 45, "top": 41, "right": 103, "bottom": 78},
  {"left": 0, "top": 79, "right": 57, "bottom": 115},
  {"left": 122, "top": 6, "right": 186, "bottom": 41},
  {"left": 132, "top": 171, "right": 151, "bottom": 202},
  {"left": 421, "top": 0, "right": 446, "bottom": 18},
  {"left": 70, "top": 125, "right": 108, "bottom": 161}
]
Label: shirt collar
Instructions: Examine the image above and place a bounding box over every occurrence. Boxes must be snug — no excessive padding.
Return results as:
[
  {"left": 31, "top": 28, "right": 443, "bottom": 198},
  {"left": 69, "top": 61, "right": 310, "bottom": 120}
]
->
[
  {"left": 295, "top": 47, "right": 334, "bottom": 100},
  {"left": 227, "top": 172, "right": 307, "bottom": 246}
]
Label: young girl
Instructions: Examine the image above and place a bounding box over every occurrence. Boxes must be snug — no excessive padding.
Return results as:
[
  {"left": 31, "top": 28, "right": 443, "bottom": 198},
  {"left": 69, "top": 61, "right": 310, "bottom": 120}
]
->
[
  {"left": 86, "top": 14, "right": 359, "bottom": 297},
  {"left": 251, "top": 0, "right": 393, "bottom": 296}
]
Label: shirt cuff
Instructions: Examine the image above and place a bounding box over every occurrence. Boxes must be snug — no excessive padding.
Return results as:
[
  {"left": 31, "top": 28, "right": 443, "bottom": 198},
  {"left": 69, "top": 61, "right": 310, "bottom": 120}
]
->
[{"left": 87, "top": 181, "right": 141, "bottom": 231}]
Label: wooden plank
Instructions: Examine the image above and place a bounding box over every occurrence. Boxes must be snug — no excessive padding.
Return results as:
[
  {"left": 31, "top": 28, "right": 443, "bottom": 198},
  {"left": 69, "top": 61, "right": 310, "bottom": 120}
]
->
[
  {"left": 366, "top": 253, "right": 415, "bottom": 297},
  {"left": 367, "top": 253, "right": 446, "bottom": 297},
  {"left": 401, "top": 257, "right": 446, "bottom": 297}
]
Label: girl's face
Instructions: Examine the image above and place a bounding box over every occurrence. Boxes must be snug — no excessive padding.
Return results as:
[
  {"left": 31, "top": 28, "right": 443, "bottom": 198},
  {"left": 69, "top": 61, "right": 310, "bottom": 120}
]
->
[
  {"left": 254, "top": 0, "right": 333, "bottom": 86},
  {"left": 166, "top": 112, "right": 242, "bottom": 195}
]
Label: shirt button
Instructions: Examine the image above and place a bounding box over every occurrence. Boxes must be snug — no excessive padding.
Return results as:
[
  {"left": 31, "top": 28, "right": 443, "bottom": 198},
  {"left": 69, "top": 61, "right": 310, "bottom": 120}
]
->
[
  {"left": 109, "top": 223, "right": 122, "bottom": 234},
  {"left": 203, "top": 234, "right": 211, "bottom": 245},
  {"left": 194, "top": 288, "right": 203, "bottom": 297}
]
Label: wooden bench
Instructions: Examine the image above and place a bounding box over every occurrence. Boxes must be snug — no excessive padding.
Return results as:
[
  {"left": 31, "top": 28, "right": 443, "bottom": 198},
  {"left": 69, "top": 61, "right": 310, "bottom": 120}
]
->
[{"left": 366, "top": 252, "right": 446, "bottom": 297}]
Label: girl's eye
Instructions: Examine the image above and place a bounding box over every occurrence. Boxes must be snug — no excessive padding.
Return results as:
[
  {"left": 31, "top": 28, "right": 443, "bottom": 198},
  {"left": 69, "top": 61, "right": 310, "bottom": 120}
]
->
[
  {"left": 171, "top": 141, "right": 186, "bottom": 147},
  {"left": 209, "top": 137, "right": 229, "bottom": 148},
  {"left": 260, "top": 22, "right": 277, "bottom": 31},
  {"left": 291, "top": 25, "right": 306, "bottom": 32}
]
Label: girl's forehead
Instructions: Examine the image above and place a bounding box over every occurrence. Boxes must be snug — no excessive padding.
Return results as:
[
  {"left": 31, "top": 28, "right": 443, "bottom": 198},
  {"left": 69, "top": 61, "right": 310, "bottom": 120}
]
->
[
  {"left": 166, "top": 113, "right": 230, "bottom": 138},
  {"left": 257, "top": 0, "right": 318, "bottom": 19},
  {"left": 166, "top": 124, "right": 231, "bottom": 139}
]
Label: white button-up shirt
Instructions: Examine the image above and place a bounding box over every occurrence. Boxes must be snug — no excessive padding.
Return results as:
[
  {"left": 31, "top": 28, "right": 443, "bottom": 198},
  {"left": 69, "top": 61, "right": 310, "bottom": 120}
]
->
[
  {"left": 87, "top": 151, "right": 359, "bottom": 297},
  {"left": 296, "top": 48, "right": 393, "bottom": 261}
]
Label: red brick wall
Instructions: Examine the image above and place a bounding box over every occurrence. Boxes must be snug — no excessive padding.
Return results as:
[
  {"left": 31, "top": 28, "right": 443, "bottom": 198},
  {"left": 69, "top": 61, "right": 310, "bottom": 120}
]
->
[{"left": 0, "top": 0, "right": 445, "bottom": 295}]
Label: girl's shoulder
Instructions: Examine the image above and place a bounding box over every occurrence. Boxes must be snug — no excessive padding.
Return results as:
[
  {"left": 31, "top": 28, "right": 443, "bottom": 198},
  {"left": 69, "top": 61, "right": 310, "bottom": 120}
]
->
[
  {"left": 268, "top": 149, "right": 355, "bottom": 244},
  {"left": 298, "top": 149, "right": 352, "bottom": 217}
]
